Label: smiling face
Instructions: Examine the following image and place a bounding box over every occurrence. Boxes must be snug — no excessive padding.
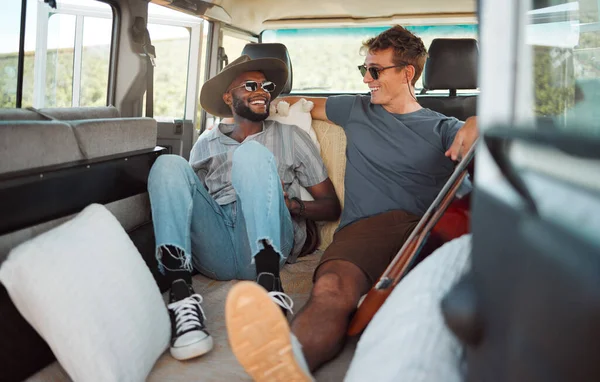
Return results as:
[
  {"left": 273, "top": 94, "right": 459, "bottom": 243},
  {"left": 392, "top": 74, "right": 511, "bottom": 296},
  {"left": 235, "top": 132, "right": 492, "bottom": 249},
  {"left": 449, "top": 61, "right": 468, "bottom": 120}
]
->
[
  {"left": 223, "top": 71, "right": 271, "bottom": 122},
  {"left": 362, "top": 48, "right": 414, "bottom": 107}
]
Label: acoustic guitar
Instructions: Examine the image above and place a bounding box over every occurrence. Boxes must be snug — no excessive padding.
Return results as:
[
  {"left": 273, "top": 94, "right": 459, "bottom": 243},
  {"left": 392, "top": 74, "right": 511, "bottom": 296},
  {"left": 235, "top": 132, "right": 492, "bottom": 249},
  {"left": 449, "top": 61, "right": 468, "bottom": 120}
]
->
[{"left": 347, "top": 140, "right": 478, "bottom": 336}]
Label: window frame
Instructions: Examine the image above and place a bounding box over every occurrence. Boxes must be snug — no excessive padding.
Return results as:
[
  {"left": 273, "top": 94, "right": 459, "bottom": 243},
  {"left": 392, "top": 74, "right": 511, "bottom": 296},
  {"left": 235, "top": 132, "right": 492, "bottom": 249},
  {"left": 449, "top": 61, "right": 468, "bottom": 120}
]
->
[
  {"left": 146, "top": 8, "right": 204, "bottom": 122},
  {"left": 33, "top": 0, "right": 118, "bottom": 108},
  {"left": 477, "top": 0, "right": 600, "bottom": 206}
]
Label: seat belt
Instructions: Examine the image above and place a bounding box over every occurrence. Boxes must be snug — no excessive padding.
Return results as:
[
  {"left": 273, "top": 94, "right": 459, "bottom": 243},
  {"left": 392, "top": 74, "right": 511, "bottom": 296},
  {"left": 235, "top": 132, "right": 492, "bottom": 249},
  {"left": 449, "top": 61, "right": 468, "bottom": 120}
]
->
[{"left": 132, "top": 17, "right": 156, "bottom": 118}]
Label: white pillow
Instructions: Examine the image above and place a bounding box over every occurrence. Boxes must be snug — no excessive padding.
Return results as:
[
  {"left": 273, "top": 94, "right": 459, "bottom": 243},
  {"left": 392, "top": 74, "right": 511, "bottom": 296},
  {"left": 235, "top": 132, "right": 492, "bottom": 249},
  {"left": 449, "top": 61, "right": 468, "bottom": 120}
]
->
[
  {"left": 269, "top": 99, "right": 320, "bottom": 201},
  {"left": 0, "top": 204, "right": 170, "bottom": 382},
  {"left": 268, "top": 98, "right": 321, "bottom": 152}
]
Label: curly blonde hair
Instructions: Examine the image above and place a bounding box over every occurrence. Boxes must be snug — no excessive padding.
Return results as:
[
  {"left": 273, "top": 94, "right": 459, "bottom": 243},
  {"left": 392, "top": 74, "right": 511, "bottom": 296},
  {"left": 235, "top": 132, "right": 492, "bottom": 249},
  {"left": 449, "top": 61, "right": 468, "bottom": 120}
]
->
[{"left": 362, "top": 25, "right": 428, "bottom": 86}]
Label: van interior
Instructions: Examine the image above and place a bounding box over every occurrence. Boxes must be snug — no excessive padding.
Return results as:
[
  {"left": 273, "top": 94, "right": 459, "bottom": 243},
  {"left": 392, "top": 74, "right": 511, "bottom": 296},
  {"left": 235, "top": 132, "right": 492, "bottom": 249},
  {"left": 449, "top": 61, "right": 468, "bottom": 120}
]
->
[{"left": 1, "top": 0, "right": 599, "bottom": 381}]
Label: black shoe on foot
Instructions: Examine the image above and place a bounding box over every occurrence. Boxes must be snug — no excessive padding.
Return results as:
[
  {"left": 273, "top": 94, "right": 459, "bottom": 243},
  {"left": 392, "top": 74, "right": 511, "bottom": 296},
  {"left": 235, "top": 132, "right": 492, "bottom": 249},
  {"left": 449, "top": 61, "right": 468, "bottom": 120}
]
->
[
  {"left": 167, "top": 279, "right": 214, "bottom": 360},
  {"left": 256, "top": 272, "right": 294, "bottom": 316}
]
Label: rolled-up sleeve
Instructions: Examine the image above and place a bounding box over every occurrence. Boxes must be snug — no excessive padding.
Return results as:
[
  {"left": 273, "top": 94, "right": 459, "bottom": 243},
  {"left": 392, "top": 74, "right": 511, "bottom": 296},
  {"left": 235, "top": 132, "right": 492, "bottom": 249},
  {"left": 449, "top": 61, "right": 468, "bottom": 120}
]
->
[
  {"left": 325, "top": 95, "right": 357, "bottom": 129},
  {"left": 292, "top": 127, "right": 328, "bottom": 187}
]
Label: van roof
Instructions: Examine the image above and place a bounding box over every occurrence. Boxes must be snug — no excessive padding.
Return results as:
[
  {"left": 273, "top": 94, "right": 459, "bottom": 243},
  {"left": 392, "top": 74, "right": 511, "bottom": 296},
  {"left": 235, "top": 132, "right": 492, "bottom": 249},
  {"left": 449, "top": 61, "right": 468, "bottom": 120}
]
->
[{"left": 154, "top": 0, "right": 478, "bottom": 34}]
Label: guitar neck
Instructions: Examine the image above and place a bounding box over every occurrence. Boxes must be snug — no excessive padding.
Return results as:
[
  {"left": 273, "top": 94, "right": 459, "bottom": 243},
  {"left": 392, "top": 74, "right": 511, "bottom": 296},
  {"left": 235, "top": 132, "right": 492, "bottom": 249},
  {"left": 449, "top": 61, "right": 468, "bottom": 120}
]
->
[{"left": 375, "top": 141, "right": 477, "bottom": 290}]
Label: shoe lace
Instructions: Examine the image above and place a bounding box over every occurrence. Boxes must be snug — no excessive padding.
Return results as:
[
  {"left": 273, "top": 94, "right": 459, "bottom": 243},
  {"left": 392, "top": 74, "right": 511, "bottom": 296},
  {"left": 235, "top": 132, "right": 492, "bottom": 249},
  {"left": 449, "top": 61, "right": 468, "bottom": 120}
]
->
[
  {"left": 267, "top": 291, "right": 294, "bottom": 316},
  {"left": 167, "top": 294, "right": 207, "bottom": 335}
]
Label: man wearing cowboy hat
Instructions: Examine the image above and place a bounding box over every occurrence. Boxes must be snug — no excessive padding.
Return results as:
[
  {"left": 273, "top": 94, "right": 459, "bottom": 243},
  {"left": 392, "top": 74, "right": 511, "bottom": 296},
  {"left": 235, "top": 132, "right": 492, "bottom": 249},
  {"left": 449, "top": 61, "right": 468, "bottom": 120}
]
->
[{"left": 146, "top": 55, "right": 341, "bottom": 361}]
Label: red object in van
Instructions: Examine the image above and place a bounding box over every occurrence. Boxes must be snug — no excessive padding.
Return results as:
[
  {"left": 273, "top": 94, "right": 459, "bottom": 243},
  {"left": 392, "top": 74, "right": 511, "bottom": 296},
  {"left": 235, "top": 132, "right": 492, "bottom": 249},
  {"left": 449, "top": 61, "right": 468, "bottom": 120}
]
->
[{"left": 431, "top": 196, "right": 471, "bottom": 241}]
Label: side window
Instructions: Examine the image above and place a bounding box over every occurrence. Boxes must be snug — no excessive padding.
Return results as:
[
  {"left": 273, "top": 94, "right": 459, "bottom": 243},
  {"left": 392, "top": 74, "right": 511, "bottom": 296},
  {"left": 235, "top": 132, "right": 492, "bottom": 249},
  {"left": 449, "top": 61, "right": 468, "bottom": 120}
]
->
[
  {"left": 147, "top": 23, "right": 191, "bottom": 120},
  {"left": 0, "top": 0, "right": 38, "bottom": 108},
  {"left": 80, "top": 17, "right": 113, "bottom": 107},
  {"left": 529, "top": 0, "right": 599, "bottom": 134},
  {"left": 146, "top": 3, "right": 206, "bottom": 122},
  {"left": 45, "top": 13, "right": 77, "bottom": 108},
  {"left": 505, "top": 0, "right": 600, "bottom": 201},
  {"left": 0, "top": 0, "right": 114, "bottom": 109}
]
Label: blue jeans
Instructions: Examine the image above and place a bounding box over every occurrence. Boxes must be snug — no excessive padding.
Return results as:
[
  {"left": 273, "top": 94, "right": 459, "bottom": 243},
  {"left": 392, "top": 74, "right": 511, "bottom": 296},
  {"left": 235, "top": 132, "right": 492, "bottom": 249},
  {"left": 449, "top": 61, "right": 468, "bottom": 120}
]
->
[{"left": 147, "top": 141, "right": 294, "bottom": 281}]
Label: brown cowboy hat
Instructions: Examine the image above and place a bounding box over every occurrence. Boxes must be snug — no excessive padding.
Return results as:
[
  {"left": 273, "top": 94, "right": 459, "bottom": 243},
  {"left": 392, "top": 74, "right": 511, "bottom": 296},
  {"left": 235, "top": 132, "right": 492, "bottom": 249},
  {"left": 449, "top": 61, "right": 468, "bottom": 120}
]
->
[{"left": 200, "top": 55, "right": 288, "bottom": 117}]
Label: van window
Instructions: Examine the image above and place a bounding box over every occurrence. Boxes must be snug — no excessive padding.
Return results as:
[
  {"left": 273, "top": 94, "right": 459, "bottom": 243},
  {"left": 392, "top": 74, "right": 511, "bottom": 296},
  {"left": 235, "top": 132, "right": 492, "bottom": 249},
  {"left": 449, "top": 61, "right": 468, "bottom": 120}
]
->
[
  {"left": 261, "top": 25, "right": 478, "bottom": 93},
  {"left": 508, "top": 0, "right": 600, "bottom": 196},
  {"left": 45, "top": 13, "right": 77, "bottom": 108},
  {"left": 0, "top": 0, "right": 37, "bottom": 108},
  {"left": 529, "top": 0, "right": 599, "bottom": 134},
  {"left": 80, "top": 16, "right": 113, "bottom": 107},
  {"left": 0, "top": 0, "right": 114, "bottom": 109},
  {"left": 147, "top": 3, "right": 208, "bottom": 121},
  {"left": 147, "top": 22, "right": 191, "bottom": 119}
]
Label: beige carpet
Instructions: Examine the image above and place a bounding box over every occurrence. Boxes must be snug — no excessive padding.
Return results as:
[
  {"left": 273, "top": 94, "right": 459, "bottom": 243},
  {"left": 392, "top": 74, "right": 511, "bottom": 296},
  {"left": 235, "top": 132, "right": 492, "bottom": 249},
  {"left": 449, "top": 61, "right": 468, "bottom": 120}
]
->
[{"left": 27, "top": 251, "right": 356, "bottom": 382}]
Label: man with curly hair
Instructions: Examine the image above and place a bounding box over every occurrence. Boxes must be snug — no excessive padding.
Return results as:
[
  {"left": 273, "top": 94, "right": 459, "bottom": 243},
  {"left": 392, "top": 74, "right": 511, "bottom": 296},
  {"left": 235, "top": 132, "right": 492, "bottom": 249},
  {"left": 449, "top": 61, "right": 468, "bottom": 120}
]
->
[{"left": 224, "top": 25, "right": 479, "bottom": 381}]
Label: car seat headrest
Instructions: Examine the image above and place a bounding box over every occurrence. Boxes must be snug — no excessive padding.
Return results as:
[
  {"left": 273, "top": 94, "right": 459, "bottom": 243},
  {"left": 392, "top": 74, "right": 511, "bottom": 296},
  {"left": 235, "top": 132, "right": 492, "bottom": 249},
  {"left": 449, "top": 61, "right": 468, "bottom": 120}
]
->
[
  {"left": 241, "top": 43, "right": 293, "bottom": 95},
  {"left": 422, "top": 38, "right": 479, "bottom": 91}
]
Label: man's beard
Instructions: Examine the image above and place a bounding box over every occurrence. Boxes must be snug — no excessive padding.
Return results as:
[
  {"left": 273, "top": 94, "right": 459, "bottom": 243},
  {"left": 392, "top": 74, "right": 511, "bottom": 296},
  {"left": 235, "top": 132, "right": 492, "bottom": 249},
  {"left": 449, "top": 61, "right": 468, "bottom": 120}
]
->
[{"left": 232, "top": 96, "right": 269, "bottom": 122}]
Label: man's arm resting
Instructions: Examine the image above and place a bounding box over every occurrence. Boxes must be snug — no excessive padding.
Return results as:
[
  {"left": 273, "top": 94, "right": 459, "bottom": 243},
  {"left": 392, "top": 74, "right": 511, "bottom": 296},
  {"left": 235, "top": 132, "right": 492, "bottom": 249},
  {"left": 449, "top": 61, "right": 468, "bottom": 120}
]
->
[
  {"left": 445, "top": 116, "right": 479, "bottom": 161},
  {"left": 289, "top": 178, "right": 341, "bottom": 221},
  {"left": 279, "top": 96, "right": 329, "bottom": 122}
]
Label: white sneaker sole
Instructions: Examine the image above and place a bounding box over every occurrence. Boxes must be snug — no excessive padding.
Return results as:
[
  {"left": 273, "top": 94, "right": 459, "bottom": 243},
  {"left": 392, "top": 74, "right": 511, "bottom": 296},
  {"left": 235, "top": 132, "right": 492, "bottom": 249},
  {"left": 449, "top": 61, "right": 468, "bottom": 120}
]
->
[
  {"left": 170, "top": 335, "right": 214, "bottom": 361},
  {"left": 226, "top": 281, "right": 312, "bottom": 382}
]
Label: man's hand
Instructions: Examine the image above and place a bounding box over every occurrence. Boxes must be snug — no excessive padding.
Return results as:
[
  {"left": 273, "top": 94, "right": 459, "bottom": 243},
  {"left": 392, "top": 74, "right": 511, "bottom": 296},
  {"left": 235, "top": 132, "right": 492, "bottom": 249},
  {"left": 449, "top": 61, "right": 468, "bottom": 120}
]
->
[
  {"left": 445, "top": 116, "right": 479, "bottom": 161},
  {"left": 282, "top": 180, "right": 295, "bottom": 212},
  {"left": 280, "top": 178, "right": 340, "bottom": 221},
  {"left": 280, "top": 96, "right": 329, "bottom": 122}
]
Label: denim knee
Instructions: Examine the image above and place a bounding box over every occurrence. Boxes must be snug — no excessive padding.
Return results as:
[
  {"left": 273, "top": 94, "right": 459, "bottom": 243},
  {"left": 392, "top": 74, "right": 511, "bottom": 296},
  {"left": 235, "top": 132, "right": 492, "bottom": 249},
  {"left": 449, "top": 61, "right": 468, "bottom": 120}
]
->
[
  {"left": 232, "top": 141, "right": 275, "bottom": 169},
  {"left": 148, "top": 154, "right": 194, "bottom": 193},
  {"left": 149, "top": 154, "right": 189, "bottom": 179}
]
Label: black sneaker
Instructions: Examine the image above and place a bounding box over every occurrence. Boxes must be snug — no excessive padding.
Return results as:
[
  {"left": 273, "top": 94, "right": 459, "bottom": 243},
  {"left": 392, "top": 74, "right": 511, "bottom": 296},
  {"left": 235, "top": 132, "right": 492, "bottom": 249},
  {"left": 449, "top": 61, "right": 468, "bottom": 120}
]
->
[
  {"left": 167, "top": 279, "right": 213, "bottom": 360},
  {"left": 256, "top": 272, "right": 294, "bottom": 316}
]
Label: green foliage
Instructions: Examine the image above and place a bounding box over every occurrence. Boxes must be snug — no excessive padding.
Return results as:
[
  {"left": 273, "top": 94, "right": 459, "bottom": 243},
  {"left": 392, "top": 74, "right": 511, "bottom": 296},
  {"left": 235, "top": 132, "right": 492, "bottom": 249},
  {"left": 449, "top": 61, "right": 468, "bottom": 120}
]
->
[
  {"left": 152, "top": 39, "right": 190, "bottom": 118},
  {"left": 1, "top": 28, "right": 598, "bottom": 125},
  {"left": 533, "top": 46, "right": 576, "bottom": 117},
  {"left": 0, "top": 38, "right": 190, "bottom": 118}
]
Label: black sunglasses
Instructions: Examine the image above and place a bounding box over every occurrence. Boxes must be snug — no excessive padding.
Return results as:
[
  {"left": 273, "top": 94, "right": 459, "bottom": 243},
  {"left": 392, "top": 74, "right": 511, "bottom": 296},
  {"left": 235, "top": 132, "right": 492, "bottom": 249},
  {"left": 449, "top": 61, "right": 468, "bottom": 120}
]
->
[
  {"left": 229, "top": 80, "right": 276, "bottom": 93},
  {"left": 357, "top": 64, "right": 408, "bottom": 80}
]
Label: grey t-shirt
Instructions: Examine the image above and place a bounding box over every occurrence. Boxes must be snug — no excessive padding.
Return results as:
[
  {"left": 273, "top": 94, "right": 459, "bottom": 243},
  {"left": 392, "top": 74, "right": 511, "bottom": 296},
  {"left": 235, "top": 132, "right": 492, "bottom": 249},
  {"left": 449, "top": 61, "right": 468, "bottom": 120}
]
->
[{"left": 326, "top": 95, "right": 464, "bottom": 230}]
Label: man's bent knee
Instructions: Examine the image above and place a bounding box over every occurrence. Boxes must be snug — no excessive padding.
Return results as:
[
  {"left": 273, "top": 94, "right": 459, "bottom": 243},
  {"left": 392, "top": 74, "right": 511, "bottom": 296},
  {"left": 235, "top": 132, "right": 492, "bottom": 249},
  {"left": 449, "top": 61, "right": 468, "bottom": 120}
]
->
[
  {"left": 315, "top": 260, "right": 370, "bottom": 294},
  {"left": 311, "top": 264, "right": 369, "bottom": 310},
  {"left": 150, "top": 154, "right": 190, "bottom": 179}
]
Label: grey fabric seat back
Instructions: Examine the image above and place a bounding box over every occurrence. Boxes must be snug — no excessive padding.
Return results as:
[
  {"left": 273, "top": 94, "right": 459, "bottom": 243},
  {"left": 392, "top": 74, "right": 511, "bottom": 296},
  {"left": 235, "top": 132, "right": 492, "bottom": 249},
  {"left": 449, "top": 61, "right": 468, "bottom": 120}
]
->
[
  {"left": 419, "top": 38, "right": 479, "bottom": 121},
  {"left": 0, "top": 121, "right": 84, "bottom": 174},
  {"left": 0, "top": 106, "right": 121, "bottom": 121},
  {"left": 0, "top": 118, "right": 158, "bottom": 175},
  {"left": 241, "top": 43, "right": 293, "bottom": 95},
  {"left": 70, "top": 118, "right": 157, "bottom": 159}
]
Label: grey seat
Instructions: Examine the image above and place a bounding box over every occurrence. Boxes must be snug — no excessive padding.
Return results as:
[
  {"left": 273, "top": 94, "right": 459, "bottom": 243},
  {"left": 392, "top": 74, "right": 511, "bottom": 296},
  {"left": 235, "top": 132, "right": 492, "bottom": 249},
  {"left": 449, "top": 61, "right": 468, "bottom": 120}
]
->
[
  {"left": 241, "top": 42, "right": 293, "bottom": 95},
  {"left": 418, "top": 38, "right": 479, "bottom": 121},
  {"left": 0, "top": 106, "right": 121, "bottom": 121}
]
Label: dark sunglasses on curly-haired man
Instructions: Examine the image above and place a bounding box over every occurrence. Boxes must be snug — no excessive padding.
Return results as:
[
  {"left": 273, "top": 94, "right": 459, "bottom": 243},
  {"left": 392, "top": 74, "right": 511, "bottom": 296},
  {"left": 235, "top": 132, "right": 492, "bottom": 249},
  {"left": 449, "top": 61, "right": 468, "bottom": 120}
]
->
[{"left": 357, "top": 64, "right": 409, "bottom": 80}]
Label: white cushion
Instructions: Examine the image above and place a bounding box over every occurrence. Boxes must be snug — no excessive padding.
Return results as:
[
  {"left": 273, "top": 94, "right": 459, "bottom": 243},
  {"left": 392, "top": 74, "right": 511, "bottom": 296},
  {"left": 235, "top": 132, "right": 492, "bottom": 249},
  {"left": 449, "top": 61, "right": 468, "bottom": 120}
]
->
[
  {"left": 268, "top": 99, "right": 321, "bottom": 152},
  {"left": 0, "top": 204, "right": 170, "bottom": 382}
]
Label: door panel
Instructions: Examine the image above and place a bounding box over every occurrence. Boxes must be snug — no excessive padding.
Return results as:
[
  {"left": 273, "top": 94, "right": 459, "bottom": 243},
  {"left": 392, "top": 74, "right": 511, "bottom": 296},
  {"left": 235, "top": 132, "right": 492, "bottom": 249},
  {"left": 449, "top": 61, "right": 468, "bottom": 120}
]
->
[
  {"left": 442, "top": 129, "right": 600, "bottom": 382},
  {"left": 157, "top": 119, "right": 195, "bottom": 160}
]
